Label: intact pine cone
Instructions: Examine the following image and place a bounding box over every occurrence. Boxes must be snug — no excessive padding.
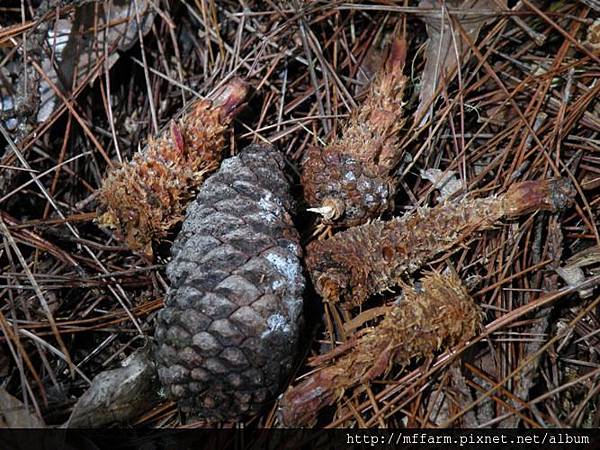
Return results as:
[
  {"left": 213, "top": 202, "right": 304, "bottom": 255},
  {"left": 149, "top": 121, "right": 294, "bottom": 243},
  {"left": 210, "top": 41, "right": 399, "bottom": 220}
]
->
[
  {"left": 154, "top": 144, "right": 305, "bottom": 421},
  {"left": 301, "top": 38, "right": 408, "bottom": 227},
  {"left": 97, "top": 78, "right": 248, "bottom": 257}
]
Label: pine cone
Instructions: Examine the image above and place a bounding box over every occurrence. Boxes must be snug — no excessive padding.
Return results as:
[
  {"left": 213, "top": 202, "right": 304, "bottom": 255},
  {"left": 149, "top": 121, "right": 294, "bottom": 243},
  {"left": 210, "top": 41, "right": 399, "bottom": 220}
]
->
[
  {"left": 154, "top": 144, "right": 305, "bottom": 421},
  {"left": 307, "top": 178, "right": 575, "bottom": 308},
  {"left": 301, "top": 38, "right": 407, "bottom": 227},
  {"left": 279, "top": 271, "right": 482, "bottom": 426},
  {"left": 97, "top": 78, "right": 248, "bottom": 257}
]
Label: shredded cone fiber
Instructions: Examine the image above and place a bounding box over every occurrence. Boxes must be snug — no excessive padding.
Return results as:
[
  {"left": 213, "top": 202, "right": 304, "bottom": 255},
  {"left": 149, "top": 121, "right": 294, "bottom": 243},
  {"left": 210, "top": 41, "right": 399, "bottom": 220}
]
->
[
  {"left": 97, "top": 78, "right": 248, "bottom": 257},
  {"left": 307, "top": 178, "right": 575, "bottom": 308},
  {"left": 279, "top": 271, "right": 481, "bottom": 426}
]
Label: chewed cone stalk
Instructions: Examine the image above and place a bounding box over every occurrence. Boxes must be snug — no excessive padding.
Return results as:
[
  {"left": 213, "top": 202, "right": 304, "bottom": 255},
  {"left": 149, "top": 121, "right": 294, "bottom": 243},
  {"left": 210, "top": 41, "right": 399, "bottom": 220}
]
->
[
  {"left": 307, "top": 179, "right": 575, "bottom": 308},
  {"left": 97, "top": 78, "right": 249, "bottom": 257},
  {"left": 278, "top": 271, "right": 481, "bottom": 427},
  {"left": 301, "top": 38, "right": 408, "bottom": 227}
]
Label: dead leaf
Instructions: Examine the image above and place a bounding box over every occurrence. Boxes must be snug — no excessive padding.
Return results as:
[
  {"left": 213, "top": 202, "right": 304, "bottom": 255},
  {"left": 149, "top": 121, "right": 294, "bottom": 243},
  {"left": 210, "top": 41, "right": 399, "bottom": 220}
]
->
[
  {"left": 1, "top": 0, "right": 156, "bottom": 128},
  {"left": 420, "top": 167, "right": 462, "bottom": 201},
  {"left": 415, "top": 0, "right": 506, "bottom": 126},
  {"left": 37, "top": 0, "right": 156, "bottom": 122},
  {"left": 0, "top": 388, "right": 45, "bottom": 427}
]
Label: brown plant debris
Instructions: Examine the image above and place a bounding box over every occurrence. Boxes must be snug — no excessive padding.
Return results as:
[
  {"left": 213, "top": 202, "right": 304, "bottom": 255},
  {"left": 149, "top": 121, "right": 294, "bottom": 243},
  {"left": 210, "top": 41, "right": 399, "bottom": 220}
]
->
[
  {"left": 154, "top": 144, "right": 305, "bottom": 421},
  {"left": 96, "top": 78, "right": 249, "bottom": 257},
  {"left": 583, "top": 19, "right": 600, "bottom": 52},
  {"left": 278, "top": 271, "right": 481, "bottom": 426},
  {"left": 301, "top": 38, "right": 408, "bottom": 227},
  {"left": 556, "top": 245, "right": 600, "bottom": 299},
  {"left": 415, "top": 0, "right": 506, "bottom": 126},
  {"left": 307, "top": 179, "right": 575, "bottom": 308},
  {"left": 0, "top": 387, "right": 45, "bottom": 428}
]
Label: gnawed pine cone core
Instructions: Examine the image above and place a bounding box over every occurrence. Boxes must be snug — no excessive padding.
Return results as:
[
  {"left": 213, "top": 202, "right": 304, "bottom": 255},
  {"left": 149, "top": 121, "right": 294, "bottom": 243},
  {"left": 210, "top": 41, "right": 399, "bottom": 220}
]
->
[
  {"left": 301, "top": 39, "right": 408, "bottom": 227},
  {"left": 154, "top": 144, "right": 305, "bottom": 420},
  {"left": 307, "top": 178, "right": 575, "bottom": 308},
  {"left": 97, "top": 78, "right": 248, "bottom": 257}
]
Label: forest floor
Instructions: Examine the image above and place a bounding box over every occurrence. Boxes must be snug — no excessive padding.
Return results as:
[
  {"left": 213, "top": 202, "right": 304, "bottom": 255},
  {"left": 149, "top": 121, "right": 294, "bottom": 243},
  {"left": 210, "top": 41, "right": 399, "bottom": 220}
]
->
[{"left": 1, "top": 0, "right": 600, "bottom": 429}]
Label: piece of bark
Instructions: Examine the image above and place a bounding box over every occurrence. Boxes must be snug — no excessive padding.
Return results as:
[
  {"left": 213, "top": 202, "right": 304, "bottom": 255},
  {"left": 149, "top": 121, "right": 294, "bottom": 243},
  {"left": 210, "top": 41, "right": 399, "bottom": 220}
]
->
[
  {"left": 66, "top": 348, "right": 159, "bottom": 428},
  {"left": 0, "top": 388, "right": 45, "bottom": 428},
  {"left": 301, "top": 38, "right": 408, "bottom": 227},
  {"left": 307, "top": 179, "right": 575, "bottom": 308},
  {"left": 278, "top": 271, "right": 481, "bottom": 426},
  {"left": 97, "top": 78, "right": 248, "bottom": 257}
]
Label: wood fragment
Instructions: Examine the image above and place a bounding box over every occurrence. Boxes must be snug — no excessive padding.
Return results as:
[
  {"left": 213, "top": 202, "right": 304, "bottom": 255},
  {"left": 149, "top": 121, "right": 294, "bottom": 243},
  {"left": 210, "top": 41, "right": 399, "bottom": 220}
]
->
[{"left": 66, "top": 348, "right": 159, "bottom": 428}]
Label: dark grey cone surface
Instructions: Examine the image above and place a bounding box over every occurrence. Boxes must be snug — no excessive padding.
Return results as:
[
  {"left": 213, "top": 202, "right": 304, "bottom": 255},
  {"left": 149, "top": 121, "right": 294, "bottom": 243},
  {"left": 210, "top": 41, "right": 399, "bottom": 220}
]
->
[{"left": 154, "top": 144, "right": 305, "bottom": 420}]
